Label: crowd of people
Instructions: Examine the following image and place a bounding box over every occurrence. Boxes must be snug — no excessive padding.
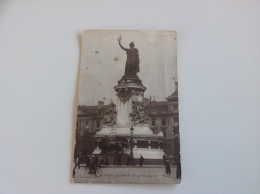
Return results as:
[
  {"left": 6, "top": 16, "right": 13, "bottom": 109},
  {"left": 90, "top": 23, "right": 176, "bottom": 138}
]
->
[
  {"left": 73, "top": 154, "right": 109, "bottom": 177},
  {"left": 73, "top": 153, "right": 181, "bottom": 179},
  {"left": 73, "top": 154, "right": 129, "bottom": 177}
]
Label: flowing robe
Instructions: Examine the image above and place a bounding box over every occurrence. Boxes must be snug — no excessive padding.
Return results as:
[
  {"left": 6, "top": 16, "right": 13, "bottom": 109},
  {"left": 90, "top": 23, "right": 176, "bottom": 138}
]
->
[{"left": 124, "top": 48, "right": 140, "bottom": 76}]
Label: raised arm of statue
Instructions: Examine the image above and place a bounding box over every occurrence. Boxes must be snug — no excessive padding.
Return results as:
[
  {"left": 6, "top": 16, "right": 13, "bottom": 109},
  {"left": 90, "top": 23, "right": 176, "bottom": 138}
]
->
[{"left": 118, "top": 41, "right": 127, "bottom": 51}]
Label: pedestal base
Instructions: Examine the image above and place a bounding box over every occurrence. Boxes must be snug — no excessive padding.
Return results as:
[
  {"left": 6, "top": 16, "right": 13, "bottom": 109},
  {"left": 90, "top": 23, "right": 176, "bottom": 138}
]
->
[
  {"left": 95, "top": 125, "right": 165, "bottom": 159},
  {"left": 127, "top": 157, "right": 135, "bottom": 166},
  {"left": 96, "top": 125, "right": 163, "bottom": 137}
]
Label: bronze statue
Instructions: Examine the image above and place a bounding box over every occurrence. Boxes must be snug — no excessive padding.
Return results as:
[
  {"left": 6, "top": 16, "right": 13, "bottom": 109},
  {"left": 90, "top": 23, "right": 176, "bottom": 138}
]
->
[
  {"left": 98, "top": 136, "right": 128, "bottom": 155},
  {"left": 103, "top": 104, "right": 116, "bottom": 125},
  {"left": 130, "top": 101, "right": 150, "bottom": 125},
  {"left": 118, "top": 36, "right": 140, "bottom": 76}
]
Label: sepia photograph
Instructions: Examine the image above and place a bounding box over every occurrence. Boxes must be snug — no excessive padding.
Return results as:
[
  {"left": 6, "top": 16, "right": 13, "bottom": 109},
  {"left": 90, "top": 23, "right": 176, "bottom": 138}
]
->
[{"left": 72, "top": 30, "right": 181, "bottom": 184}]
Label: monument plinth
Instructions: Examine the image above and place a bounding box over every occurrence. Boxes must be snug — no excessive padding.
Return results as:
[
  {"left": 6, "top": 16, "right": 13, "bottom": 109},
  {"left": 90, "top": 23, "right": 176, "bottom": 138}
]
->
[
  {"left": 95, "top": 75, "right": 164, "bottom": 159},
  {"left": 114, "top": 75, "right": 146, "bottom": 128}
]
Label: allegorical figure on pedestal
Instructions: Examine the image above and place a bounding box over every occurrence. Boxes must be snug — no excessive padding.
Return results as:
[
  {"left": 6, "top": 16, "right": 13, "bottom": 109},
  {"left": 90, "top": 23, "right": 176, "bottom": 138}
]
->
[
  {"left": 130, "top": 101, "right": 150, "bottom": 125},
  {"left": 103, "top": 104, "right": 116, "bottom": 126},
  {"left": 118, "top": 36, "right": 140, "bottom": 76}
]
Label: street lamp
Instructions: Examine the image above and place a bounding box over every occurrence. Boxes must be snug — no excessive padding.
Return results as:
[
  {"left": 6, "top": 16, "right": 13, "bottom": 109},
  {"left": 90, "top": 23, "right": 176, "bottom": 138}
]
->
[{"left": 128, "top": 126, "right": 135, "bottom": 165}]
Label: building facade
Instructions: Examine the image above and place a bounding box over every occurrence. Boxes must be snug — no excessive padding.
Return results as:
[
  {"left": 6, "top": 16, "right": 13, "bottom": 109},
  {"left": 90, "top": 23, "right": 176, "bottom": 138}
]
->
[
  {"left": 145, "top": 82, "right": 179, "bottom": 139},
  {"left": 76, "top": 101, "right": 114, "bottom": 137}
]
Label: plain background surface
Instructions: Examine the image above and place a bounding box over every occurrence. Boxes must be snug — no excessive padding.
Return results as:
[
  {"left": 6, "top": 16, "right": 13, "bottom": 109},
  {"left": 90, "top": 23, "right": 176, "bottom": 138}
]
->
[{"left": 0, "top": 1, "right": 260, "bottom": 194}]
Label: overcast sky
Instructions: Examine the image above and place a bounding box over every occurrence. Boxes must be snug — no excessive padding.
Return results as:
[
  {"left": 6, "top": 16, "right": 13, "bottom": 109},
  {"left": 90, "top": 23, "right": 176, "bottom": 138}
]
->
[{"left": 78, "top": 30, "right": 177, "bottom": 106}]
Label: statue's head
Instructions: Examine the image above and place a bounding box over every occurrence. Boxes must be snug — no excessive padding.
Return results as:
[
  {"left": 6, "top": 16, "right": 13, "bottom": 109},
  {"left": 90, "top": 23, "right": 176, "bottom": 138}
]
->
[{"left": 129, "top": 42, "right": 135, "bottom": 48}]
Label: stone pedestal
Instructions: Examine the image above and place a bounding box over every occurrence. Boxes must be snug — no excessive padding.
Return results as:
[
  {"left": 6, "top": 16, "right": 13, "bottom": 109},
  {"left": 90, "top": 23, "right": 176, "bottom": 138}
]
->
[
  {"left": 95, "top": 75, "right": 165, "bottom": 159},
  {"left": 114, "top": 75, "right": 146, "bottom": 128}
]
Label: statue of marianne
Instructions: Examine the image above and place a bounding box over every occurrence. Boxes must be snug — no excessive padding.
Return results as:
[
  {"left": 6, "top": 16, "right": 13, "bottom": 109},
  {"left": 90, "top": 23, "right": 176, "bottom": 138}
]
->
[{"left": 118, "top": 36, "right": 140, "bottom": 77}]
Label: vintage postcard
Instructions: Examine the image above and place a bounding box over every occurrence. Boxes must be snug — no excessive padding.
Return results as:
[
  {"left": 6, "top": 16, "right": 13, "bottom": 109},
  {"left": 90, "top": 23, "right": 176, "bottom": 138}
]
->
[{"left": 72, "top": 30, "right": 181, "bottom": 184}]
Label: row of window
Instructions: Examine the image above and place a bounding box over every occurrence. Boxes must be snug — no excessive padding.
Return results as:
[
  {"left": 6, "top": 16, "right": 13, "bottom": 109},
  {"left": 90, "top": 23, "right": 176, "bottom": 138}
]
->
[
  {"left": 77, "top": 121, "right": 100, "bottom": 128},
  {"left": 78, "top": 119, "right": 169, "bottom": 128},
  {"left": 78, "top": 119, "right": 178, "bottom": 129}
]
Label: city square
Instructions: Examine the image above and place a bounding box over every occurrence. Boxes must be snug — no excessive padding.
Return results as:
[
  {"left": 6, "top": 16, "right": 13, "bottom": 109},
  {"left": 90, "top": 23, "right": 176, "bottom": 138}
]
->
[{"left": 73, "top": 165, "right": 181, "bottom": 184}]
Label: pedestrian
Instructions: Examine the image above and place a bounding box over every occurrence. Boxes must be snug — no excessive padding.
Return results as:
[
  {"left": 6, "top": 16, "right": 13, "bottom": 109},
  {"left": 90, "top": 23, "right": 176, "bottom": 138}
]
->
[
  {"left": 162, "top": 153, "right": 167, "bottom": 166},
  {"left": 73, "top": 168, "right": 75, "bottom": 178},
  {"left": 97, "top": 156, "right": 101, "bottom": 167},
  {"left": 75, "top": 156, "right": 80, "bottom": 169},
  {"left": 88, "top": 156, "right": 97, "bottom": 176},
  {"left": 117, "top": 154, "right": 121, "bottom": 167},
  {"left": 165, "top": 157, "right": 171, "bottom": 176},
  {"left": 176, "top": 159, "right": 181, "bottom": 179},
  {"left": 105, "top": 155, "right": 109, "bottom": 166},
  {"left": 139, "top": 154, "right": 144, "bottom": 167},
  {"left": 114, "top": 156, "right": 117, "bottom": 166},
  {"left": 73, "top": 162, "right": 76, "bottom": 178},
  {"left": 94, "top": 155, "right": 99, "bottom": 167},
  {"left": 85, "top": 155, "right": 90, "bottom": 169},
  {"left": 100, "top": 156, "right": 104, "bottom": 167}
]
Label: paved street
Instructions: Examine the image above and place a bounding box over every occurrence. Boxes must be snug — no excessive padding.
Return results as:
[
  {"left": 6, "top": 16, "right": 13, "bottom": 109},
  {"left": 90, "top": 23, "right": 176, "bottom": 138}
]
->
[{"left": 73, "top": 165, "right": 181, "bottom": 184}]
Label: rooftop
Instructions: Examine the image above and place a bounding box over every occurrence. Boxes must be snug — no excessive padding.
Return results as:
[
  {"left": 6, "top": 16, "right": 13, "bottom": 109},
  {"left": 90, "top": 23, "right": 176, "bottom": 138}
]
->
[{"left": 145, "top": 101, "right": 169, "bottom": 106}]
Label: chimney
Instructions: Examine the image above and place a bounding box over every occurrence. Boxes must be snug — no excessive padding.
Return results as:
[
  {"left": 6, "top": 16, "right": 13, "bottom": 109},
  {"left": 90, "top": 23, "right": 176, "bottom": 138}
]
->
[
  {"left": 98, "top": 101, "right": 104, "bottom": 107},
  {"left": 175, "top": 82, "right": 178, "bottom": 91}
]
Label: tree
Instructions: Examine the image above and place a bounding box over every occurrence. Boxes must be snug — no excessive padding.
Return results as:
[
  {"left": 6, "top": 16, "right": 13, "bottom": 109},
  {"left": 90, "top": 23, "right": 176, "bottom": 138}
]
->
[{"left": 75, "top": 131, "right": 96, "bottom": 157}]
